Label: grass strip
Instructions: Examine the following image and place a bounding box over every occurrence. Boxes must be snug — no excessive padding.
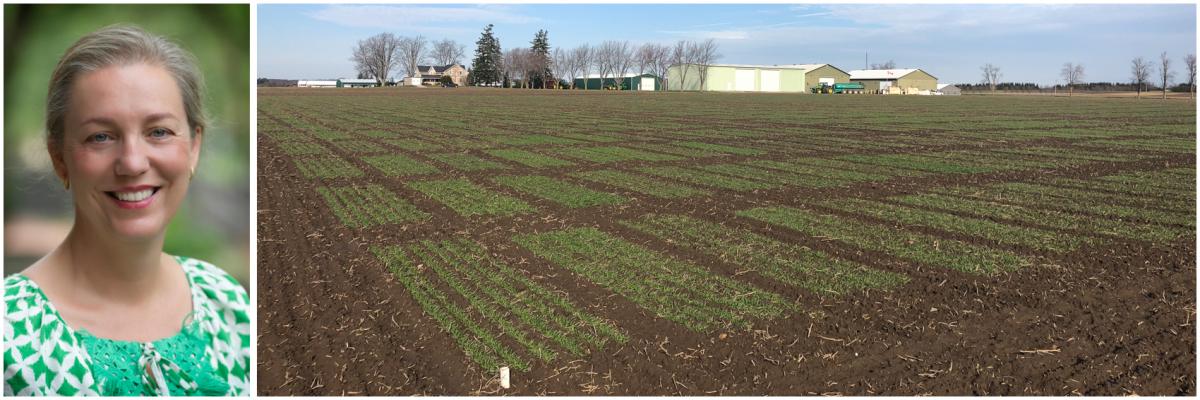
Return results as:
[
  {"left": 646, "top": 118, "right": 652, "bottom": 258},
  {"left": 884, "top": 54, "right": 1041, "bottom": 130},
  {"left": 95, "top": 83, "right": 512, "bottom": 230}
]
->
[
  {"left": 494, "top": 175, "right": 626, "bottom": 208},
  {"left": 638, "top": 166, "right": 775, "bottom": 191},
  {"left": 409, "top": 178, "right": 534, "bottom": 217},
  {"left": 315, "top": 184, "right": 429, "bottom": 228},
  {"left": 484, "top": 148, "right": 575, "bottom": 168},
  {"left": 570, "top": 170, "right": 708, "bottom": 199}
]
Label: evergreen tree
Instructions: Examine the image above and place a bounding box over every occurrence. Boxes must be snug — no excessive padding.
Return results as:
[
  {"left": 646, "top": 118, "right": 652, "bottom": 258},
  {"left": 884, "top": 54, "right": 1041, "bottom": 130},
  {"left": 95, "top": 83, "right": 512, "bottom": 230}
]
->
[
  {"left": 470, "top": 24, "right": 502, "bottom": 86},
  {"left": 529, "top": 30, "right": 553, "bottom": 89}
]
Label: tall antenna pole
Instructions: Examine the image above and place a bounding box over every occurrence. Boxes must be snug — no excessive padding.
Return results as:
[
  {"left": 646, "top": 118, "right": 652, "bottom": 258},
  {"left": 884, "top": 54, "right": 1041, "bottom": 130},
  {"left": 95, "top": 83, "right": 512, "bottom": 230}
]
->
[{"left": 865, "top": 52, "right": 868, "bottom": 69}]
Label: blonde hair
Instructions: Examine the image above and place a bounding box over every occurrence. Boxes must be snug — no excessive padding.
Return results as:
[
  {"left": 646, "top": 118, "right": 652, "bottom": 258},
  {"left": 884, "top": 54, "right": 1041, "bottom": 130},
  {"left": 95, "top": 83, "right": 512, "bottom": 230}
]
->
[{"left": 45, "top": 24, "right": 206, "bottom": 151}]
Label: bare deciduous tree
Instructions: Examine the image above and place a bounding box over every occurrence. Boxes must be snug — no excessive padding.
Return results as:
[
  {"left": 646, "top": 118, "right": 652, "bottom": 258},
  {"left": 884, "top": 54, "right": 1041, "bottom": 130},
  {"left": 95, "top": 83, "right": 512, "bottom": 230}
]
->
[
  {"left": 503, "top": 48, "right": 532, "bottom": 88},
  {"left": 1186, "top": 53, "right": 1196, "bottom": 99},
  {"left": 398, "top": 36, "right": 428, "bottom": 80},
  {"left": 595, "top": 40, "right": 632, "bottom": 90},
  {"left": 691, "top": 39, "right": 721, "bottom": 91},
  {"left": 570, "top": 44, "right": 591, "bottom": 89},
  {"left": 1060, "top": 63, "right": 1085, "bottom": 97},
  {"left": 980, "top": 63, "right": 1001, "bottom": 92},
  {"left": 430, "top": 39, "right": 465, "bottom": 66},
  {"left": 351, "top": 33, "right": 402, "bottom": 86},
  {"left": 1131, "top": 57, "right": 1153, "bottom": 99},
  {"left": 551, "top": 47, "right": 571, "bottom": 89},
  {"left": 644, "top": 43, "right": 671, "bottom": 91},
  {"left": 1159, "top": 51, "right": 1174, "bottom": 100},
  {"left": 671, "top": 40, "right": 688, "bottom": 90}
]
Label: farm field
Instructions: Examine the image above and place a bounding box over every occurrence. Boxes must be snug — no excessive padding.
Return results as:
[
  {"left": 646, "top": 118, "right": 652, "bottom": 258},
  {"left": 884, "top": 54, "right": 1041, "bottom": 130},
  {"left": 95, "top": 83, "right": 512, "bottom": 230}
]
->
[{"left": 257, "top": 88, "right": 1196, "bottom": 395}]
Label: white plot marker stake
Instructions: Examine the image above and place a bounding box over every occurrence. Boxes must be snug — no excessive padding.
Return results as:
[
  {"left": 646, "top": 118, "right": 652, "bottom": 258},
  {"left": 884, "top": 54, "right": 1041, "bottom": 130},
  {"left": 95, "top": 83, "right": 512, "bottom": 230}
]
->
[{"left": 500, "top": 366, "right": 511, "bottom": 389}]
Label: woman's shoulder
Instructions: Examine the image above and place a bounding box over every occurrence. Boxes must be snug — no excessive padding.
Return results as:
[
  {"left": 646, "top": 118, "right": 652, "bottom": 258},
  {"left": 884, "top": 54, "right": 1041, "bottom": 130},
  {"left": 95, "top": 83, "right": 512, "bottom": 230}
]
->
[
  {"left": 5, "top": 274, "right": 49, "bottom": 317},
  {"left": 175, "top": 256, "right": 249, "bottom": 307}
]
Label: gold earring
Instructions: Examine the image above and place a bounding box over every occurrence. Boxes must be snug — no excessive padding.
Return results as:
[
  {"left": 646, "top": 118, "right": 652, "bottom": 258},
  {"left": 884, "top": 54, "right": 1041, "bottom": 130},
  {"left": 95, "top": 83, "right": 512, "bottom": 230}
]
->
[
  {"left": 190, "top": 167, "right": 195, "bottom": 179},
  {"left": 63, "top": 178, "right": 70, "bottom": 190}
]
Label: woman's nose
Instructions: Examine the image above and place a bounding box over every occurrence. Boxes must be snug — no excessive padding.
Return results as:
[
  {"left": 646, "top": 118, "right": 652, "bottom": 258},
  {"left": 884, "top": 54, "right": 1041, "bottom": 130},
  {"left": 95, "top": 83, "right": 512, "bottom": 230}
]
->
[{"left": 114, "top": 137, "right": 150, "bottom": 176}]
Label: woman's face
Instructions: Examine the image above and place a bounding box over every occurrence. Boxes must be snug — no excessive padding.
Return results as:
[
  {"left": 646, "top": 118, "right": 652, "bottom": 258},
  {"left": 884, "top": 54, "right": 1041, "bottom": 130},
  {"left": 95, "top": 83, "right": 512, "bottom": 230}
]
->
[{"left": 53, "top": 63, "right": 202, "bottom": 241}]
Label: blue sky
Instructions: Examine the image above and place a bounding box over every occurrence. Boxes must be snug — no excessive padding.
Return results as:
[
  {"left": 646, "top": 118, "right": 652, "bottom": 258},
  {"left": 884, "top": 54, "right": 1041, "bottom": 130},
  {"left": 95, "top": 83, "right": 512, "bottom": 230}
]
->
[{"left": 258, "top": 3, "right": 1196, "bottom": 85}]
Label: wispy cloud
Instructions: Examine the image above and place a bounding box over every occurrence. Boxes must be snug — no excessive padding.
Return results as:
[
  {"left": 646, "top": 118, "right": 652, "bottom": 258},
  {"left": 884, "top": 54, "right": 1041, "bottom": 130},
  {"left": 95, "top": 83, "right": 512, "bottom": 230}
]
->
[
  {"left": 658, "top": 29, "right": 749, "bottom": 40},
  {"left": 307, "top": 4, "right": 539, "bottom": 31}
]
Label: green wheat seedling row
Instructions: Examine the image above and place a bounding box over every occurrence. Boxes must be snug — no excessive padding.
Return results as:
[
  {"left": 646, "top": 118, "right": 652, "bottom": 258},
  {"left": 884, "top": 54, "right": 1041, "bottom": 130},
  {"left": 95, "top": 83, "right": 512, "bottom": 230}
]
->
[
  {"left": 484, "top": 148, "right": 575, "bottom": 168},
  {"left": 990, "top": 147, "right": 1136, "bottom": 163},
  {"left": 435, "top": 137, "right": 494, "bottom": 150},
  {"left": 316, "top": 184, "right": 429, "bottom": 228},
  {"left": 822, "top": 198, "right": 1094, "bottom": 253},
  {"left": 409, "top": 178, "right": 535, "bottom": 217},
  {"left": 737, "top": 206, "right": 1027, "bottom": 275},
  {"left": 933, "top": 151, "right": 1062, "bottom": 170},
  {"left": 266, "top": 130, "right": 311, "bottom": 142},
  {"left": 701, "top": 164, "right": 847, "bottom": 188},
  {"left": 514, "top": 227, "right": 793, "bottom": 332},
  {"left": 674, "top": 141, "right": 765, "bottom": 156},
  {"left": 1085, "top": 137, "right": 1196, "bottom": 153},
  {"left": 1094, "top": 170, "right": 1196, "bottom": 193},
  {"left": 371, "top": 245, "right": 526, "bottom": 372},
  {"left": 362, "top": 154, "right": 440, "bottom": 176},
  {"left": 1049, "top": 176, "right": 1195, "bottom": 202},
  {"left": 429, "top": 152, "right": 510, "bottom": 171},
  {"left": 382, "top": 138, "right": 446, "bottom": 152},
  {"left": 639, "top": 166, "right": 775, "bottom": 191},
  {"left": 893, "top": 193, "right": 1187, "bottom": 243},
  {"left": 312, "top": 129, "right": 351, "bottom": 141},
  {"left": 934, "top": 185, "right": 1193, "bottom": 228},
  {"left": 277, "top": 141, "right": 327, "bottom": 156},
  {"left": 839, "top": 154, "right": 997, "bottom": 174},
  {"left": 630, "top": 143, "right": 729, "bottom": 158},
  {"left": 331, "top": 140, "right": 387, "bottom": 154},
  {"left": 1000, "top": 182, "right": 1193, "bottom": 214},
  {"left": 569, "top": 170, "right": 709, "bottom": 199},
  {"left": 494, "top": 175, "right": 626, "bottom": 208},
  {"left": 790, "top": 157, "right": 930, "bottom": 178},
  {"left": 745, "top": 160, "right": 891, "bottom": 183},
  {"left": 555, "top": 132, "right": 628, "bottom": 143},
  {"left": 359, "top": 130, "right": 400, "bottom": 138},
  {"left": 621, "top": 214, "right": 908, "bottom": 295},
  {"left": 432, "top": 239, "right": 627, "bottom": 348},
  {"left": 555, "top": 146, "right": 683, "bottom": 163},
  {"left": 488, "top": 134, "right": 583, "bottom": 146},
  {"left": 293, "top": 156, "right": 364, "bottom": 179}
]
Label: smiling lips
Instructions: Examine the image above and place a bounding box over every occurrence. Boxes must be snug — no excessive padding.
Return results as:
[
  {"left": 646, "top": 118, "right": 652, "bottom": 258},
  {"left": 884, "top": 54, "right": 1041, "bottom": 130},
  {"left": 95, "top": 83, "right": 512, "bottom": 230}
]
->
[{"left": 107, "top": 186, "right": 160, "bottom": 209}]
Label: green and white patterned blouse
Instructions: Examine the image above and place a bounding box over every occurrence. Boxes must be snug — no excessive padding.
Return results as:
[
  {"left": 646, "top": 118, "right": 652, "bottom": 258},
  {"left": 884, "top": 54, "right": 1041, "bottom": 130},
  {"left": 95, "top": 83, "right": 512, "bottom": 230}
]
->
[{"left": 3, "top": 256, "right": 250, "bottom": 396}]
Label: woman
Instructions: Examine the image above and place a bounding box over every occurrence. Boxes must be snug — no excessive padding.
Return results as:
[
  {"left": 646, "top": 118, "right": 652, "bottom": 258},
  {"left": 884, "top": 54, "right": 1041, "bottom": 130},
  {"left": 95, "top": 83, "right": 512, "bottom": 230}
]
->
[{"left": 3, "top": 25, "right": 249, "bottom": 396}]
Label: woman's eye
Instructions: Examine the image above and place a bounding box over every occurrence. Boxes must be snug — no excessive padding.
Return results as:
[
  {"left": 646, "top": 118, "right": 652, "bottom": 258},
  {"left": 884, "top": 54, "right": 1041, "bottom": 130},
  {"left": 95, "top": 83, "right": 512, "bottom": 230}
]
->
[
  {"left": 88, "top": 133, "right": 112, "bottom": 143},
  {"left": 149, "top": 128, "right": 172, "bottom": 138}
]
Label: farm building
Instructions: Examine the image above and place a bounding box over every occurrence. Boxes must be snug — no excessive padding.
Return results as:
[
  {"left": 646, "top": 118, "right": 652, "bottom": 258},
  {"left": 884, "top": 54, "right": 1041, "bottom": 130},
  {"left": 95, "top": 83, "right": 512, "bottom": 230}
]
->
[
  {"left": 777, "top": 64, "right": 852, "bottom": 90},
  {"left": 297, "top": 80, "right": 338, "bottom": 88},
  {"left": 338, "top": 78, "right": 379, "bottom": 88},
  {"left": 415, "top": 64, "right": 469, "bottom": 86},
  {"left": 936, "top": 84, "right": 961, "bottom": 95},
  {"left": 573, "top": 73, "right": 660, "bottom": 90},
  {"left": 667, "top": 64, "right": 808, "bottom": 92},
  {"left": 848, "top": 69, "right": 938, "bottom": 94}
]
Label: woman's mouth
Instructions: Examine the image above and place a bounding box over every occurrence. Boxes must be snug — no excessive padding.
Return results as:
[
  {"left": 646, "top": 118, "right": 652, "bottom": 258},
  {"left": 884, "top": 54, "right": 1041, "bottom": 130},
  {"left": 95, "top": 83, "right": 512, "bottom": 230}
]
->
[{"left": 107, "top": 187, "right": 160, "bottom": 209}]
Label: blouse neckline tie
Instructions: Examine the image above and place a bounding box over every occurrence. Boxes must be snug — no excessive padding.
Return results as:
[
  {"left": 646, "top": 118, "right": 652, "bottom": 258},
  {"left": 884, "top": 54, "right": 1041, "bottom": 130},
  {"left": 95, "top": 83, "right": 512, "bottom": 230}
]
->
[{"left": 138, "top": 342, "right": 199, "bottom": 396}]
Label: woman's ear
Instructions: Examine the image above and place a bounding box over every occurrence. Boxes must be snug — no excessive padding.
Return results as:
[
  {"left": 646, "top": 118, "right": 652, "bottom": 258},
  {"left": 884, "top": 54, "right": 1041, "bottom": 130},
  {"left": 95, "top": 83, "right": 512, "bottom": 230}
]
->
[
  {"left": 190, "top": 127, "right": 203, "bottom": 173},
  {"left": 47, "top": 140, "right": 69, "bottom": 188}
]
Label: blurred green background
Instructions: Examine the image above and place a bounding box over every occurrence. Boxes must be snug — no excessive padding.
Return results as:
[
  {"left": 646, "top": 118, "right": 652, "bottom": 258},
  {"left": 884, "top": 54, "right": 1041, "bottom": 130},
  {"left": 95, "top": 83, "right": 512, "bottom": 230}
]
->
[{"left": 4, "top": 4, "right": 251, "bottom": 288}]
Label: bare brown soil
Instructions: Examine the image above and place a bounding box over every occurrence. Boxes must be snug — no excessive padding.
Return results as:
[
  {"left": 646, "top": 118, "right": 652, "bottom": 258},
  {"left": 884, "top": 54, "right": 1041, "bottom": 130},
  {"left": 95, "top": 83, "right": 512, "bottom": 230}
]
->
[{"left": 257, "top": 89, "right": 1195, "bottom": 395}]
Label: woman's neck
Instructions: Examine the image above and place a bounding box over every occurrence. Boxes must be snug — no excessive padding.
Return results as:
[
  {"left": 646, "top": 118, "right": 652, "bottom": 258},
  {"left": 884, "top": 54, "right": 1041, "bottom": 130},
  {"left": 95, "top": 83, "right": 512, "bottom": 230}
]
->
[{"left": 58, "top": 219, "right": 169, "bottom": 305}]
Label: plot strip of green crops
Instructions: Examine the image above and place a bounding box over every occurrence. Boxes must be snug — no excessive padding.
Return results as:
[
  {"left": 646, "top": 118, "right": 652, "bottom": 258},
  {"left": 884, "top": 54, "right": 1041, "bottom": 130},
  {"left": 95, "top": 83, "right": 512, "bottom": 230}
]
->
[
  {"left": 639, "top": 166, "right": 774, "bottom": 191},
  {"left": 821, "top": 198, "right": 1094, "bottom": 253},
  {"left": 892, "top": 193, "right": 1187, "bottom": 243},
  {"left": 515, "top": 227, "right": 793, "bottom": 332},
  {"left": 484, "top": 148, "right": 575, "bottom": 168},
  {"left": 494, "top": 175, "right": 625, "bottom": 208},
  {"left": 935, "top": 183, "right": 1193, "bottom": 227},
  {"left": 316, "top": 184, "right": 428, "bottom": 228},
  {"left": 430, "top": 152, "right": 509, "bottom": 171},
  {"left": 621, "top": 214, "right": 908, "bottom": 294},
  {"left": 569, "top": 170, "right": 708, "bottom": 199},
  {"left": 372, "top": 238, "right": 625, "bottom": 373},
  {"left": 738, "top": 206, "right": 1027, "bottom": 274},
  {"left": 363, "top": 154, "right": 440, "bottom": 176},
  {"left": 409, "top": 178, "right": 534, "bottom": 217},
  {"left": 293, "top": 156, "right": 363, "bottom": 179}
]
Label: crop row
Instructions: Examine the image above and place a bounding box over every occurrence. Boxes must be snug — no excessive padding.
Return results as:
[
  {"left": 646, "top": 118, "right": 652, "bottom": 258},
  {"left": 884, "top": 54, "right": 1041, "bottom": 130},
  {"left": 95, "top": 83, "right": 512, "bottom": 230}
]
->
[
  {"left": 738, "top": 206, "right": 1028, "bottom": 274},
  {"left": 408, "top": 178, "right": 534, "bottom": 217},
  {"left": 934, "top": 181, "right": 1193, "bottom": 228},
  {"left": 372, "top": 238, "right": 626, "bottom": 372},
  {"left": 316, "top": 184, "right": 429, "bottom": 228},
  {"left": 621, "top": 214, "right": 908, "bottom": 294},
  {"left": 514, "top": 227, "right": 793, "bottom": 332},
  {"left": 494, "top": 175, "right": 626, "bottom": 208},
  {"left": 569, "top": 169, "right": 708, "bottom": 199}
]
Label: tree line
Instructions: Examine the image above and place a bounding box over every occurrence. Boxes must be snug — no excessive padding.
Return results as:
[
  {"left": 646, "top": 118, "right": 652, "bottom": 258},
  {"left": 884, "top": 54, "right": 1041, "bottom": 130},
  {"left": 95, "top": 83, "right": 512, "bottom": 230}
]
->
[
  {"left": 351, "top": 24, "right": 722, "bottom": 90},
  {"left": 351, "top": 33, "right": 467, "bottom": 86},
  {"left": 976, "top": 52, "right": 1197, "bottom": 99}
]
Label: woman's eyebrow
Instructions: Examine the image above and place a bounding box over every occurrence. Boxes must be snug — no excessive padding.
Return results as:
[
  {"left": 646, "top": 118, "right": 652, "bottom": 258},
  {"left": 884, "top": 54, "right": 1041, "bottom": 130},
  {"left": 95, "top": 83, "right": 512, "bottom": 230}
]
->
[{"left": 143, "top": 112, "right": 180, "bottom": 123}]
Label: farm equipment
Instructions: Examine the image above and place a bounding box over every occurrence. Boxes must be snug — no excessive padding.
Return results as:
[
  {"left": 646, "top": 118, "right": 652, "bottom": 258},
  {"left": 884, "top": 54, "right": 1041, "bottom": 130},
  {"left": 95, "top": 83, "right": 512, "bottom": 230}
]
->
[{"left": 811, "top": 82, "right": 866, "bottom": 94}]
